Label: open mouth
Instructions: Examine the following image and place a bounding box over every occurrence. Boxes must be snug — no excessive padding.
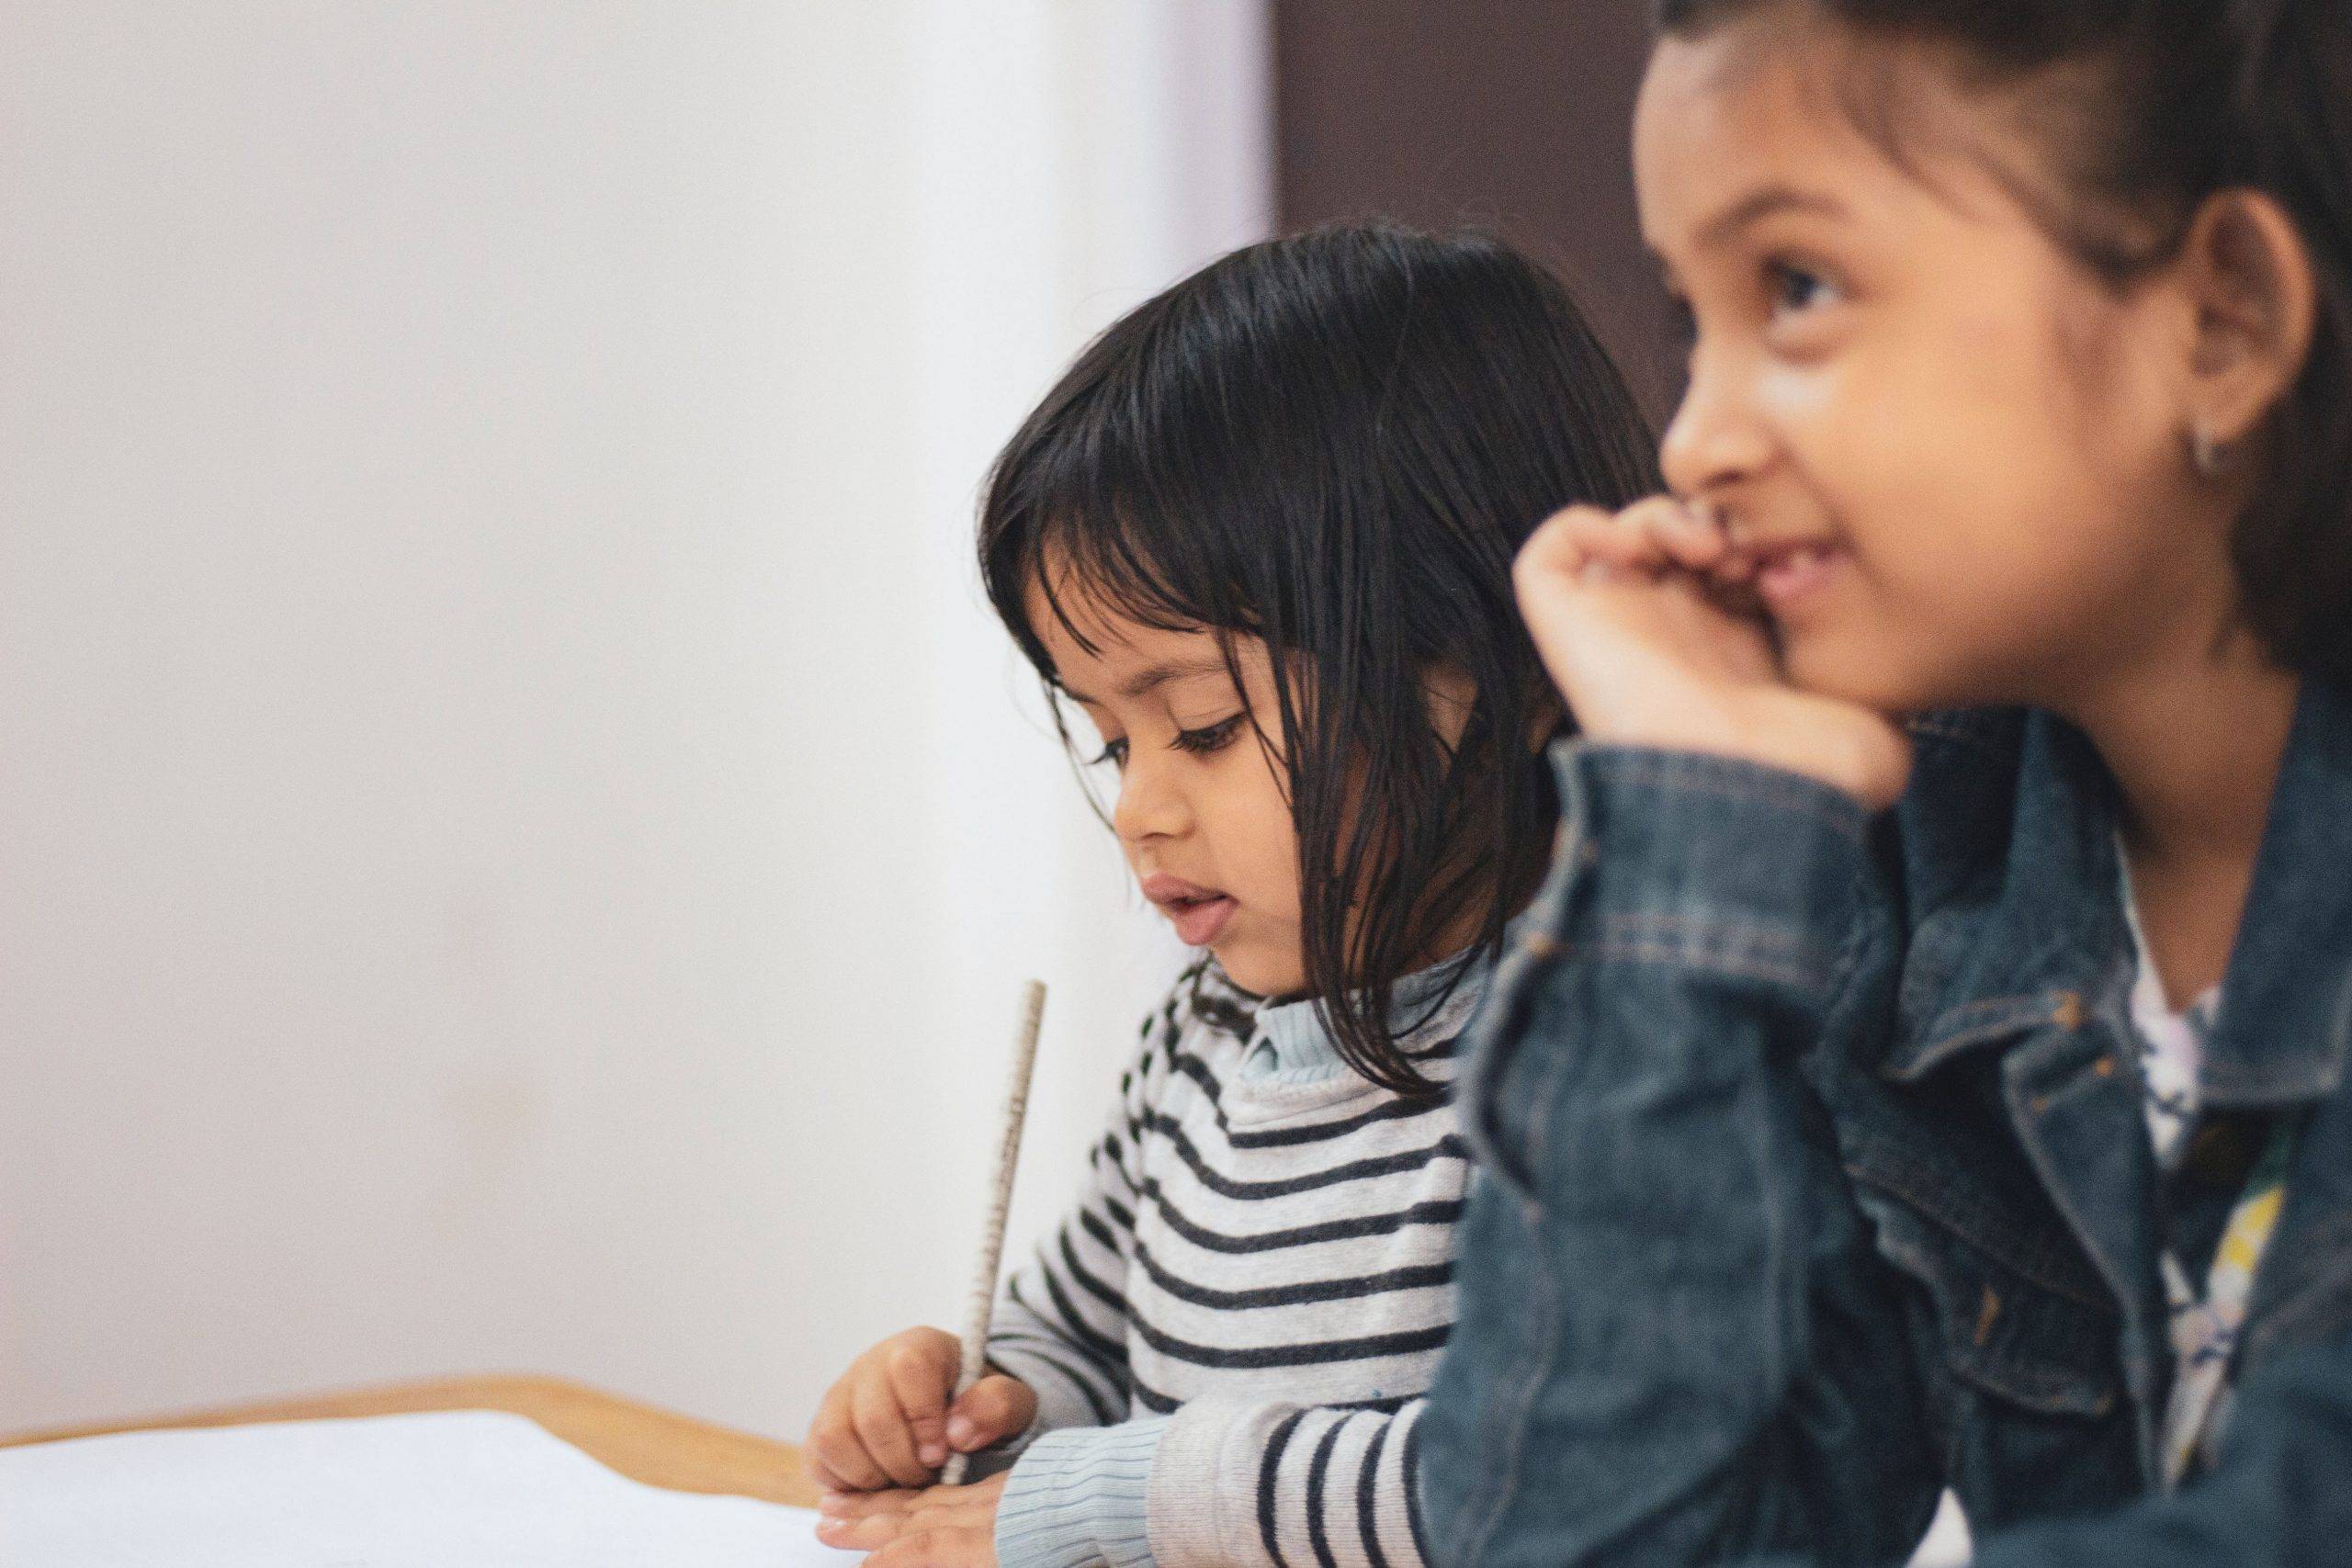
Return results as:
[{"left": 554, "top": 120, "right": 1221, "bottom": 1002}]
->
[
  {"left": 1138, "top": 873, "right": 1238, "bottom": 948},
  {"left": 1746, "top": 539, "right": 1848, "bottom": 614}
]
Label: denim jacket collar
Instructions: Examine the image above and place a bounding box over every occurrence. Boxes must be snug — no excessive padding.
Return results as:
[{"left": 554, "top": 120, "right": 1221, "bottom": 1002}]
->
[
  {"left": 2199, "top": 677, "right": 2352, "bottom": 1106},
  {"left": 1882, "top": 680, "right": 2352, "bottom": 1107},
  {"left": 1880, "top": 712, "right": 2132, "bottom": 1084}
]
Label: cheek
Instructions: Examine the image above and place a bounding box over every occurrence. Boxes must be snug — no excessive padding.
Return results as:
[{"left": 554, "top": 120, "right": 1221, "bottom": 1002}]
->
[
  {"left": 1773, "top": 321, "right": 2184, "bottom": 704},
  {"left": 1205, "top": 754, "right": 1303, "bottom": 917}
]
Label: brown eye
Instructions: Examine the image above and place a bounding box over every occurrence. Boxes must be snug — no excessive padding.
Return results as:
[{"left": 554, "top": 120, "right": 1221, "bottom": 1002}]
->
[{"left": 1091, "top": 737, "right": 1129, "bottom": 770}]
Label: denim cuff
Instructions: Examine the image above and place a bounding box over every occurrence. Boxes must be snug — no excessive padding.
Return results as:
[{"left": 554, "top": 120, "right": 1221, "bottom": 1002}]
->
[
  {"left": 994, "top": 1416, "right": 1170, "bottom": 1568},
  {"left": 1528, "top": 739, "right": 1872, "bottom": 1004}
]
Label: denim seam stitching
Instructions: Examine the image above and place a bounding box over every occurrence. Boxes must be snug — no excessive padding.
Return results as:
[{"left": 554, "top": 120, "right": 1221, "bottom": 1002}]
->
[
  {"left": 1448, "top": 1014, "right": 1572, "bottom": 1568},
  {"left": 1564, "top": 938, "right": 1828, "bottom": 992},
  {"left": 1584, "top": 764, "right": 1871, "bottom": 837}
]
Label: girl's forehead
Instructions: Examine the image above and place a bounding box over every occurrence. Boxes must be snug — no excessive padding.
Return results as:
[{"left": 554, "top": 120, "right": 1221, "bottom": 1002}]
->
[
  {"left": 1638, "top": 31, "right": 1873, "bottom": 230},
  {"left": 1028, "top": 587, "right": 1255, "bottom": 699},
  {"left": 1634, "top": 26, "right": 2030, "bottom": 260}
]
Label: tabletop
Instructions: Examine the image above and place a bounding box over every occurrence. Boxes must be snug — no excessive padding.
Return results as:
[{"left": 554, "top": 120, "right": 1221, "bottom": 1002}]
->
[{"left": 0, "top": 1373, "right": 822, "bottom": 1507}]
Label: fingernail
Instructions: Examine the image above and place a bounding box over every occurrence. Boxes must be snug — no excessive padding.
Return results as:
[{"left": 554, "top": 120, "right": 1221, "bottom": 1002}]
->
[
  {"left": 920, "top": 1441, "right": 946, "bottom": 1468},
  {"left": 945, "top": 1415, "right": 977, "bottom": 1449}
]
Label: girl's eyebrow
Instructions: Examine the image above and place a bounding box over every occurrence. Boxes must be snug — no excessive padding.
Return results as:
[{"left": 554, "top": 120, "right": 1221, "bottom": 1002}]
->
[
  {"left": 1062, "top": 654, "right": 1233, "bottom": 706},
  {"left": 1691, "top": 185, "right": 1850, "bottom": 253}
]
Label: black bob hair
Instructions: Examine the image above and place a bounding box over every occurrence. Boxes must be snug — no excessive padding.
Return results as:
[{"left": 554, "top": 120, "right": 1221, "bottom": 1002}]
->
[
  {"left": 978, "top": 221, "right": 1656, "bottom": 1095},
  {"left": 1656, "top": 0, "right": 2352, "bottom": 687}
]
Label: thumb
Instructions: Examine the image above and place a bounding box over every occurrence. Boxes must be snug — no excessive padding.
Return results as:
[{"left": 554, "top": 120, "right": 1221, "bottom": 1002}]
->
[{"left": 946, "top": 1373, "right": 1038, "bottom": 1451}]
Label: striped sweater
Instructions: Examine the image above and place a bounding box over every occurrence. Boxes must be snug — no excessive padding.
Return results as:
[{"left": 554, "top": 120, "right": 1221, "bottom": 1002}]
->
[{"left": 982, "top": 951, "right": 1489, "bottom": 1568}]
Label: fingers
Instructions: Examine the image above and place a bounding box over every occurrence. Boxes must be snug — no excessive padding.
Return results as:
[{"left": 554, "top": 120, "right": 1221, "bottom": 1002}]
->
[
  {"left": 808, "top": 1328, "right": 963, "bottom": 1493},
  {"left": 816, "top": 1476, "right": 1004, "bottom": 1558},
  {"left": 1525, "top": 502, "right": 1665, "bottom": 581},
  {"left": 1520, "top": 497, "right": 1734, "bottom": 593},
  {"left": 861, "top": 1525, "right": 998, "bottom": 1568},
  {"left": 885, "top": 1336, "right": 956, "bottom": 1472},
  {"left": 946, "top": 1374, "right": 1037, "bottom": 1453},
  {"left": 1642, "top": 498, "right": 1736, "bottom": 575},
  {"left": 816, "top": 1490, "right": 918, "bottom": 1551},
  {"left": 807, "top": 1382, "right": 891, "bottom": 1493},
  {"left": 851, "top": 1366, "right": 938, "bottom": 1488}
]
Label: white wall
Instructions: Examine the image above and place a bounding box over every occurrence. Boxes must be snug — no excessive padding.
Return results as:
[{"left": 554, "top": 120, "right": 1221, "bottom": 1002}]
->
[{"left": 0, "top": 0, "right": 1271, "bottom": 1437}]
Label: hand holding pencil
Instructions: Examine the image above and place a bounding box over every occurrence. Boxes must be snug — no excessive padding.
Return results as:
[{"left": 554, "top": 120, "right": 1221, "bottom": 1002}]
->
[
  {"left": 804, "top": 1325, "right": 1038, "bottom": 1491},
  {"left": 804, "top": 981, "right": 1050, "bottom": 1495}
]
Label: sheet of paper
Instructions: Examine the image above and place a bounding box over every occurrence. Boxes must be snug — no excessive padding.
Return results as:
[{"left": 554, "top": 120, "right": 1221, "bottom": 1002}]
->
[{"left": 0, "top": 1408, "right": 867, "bottom": 1567}]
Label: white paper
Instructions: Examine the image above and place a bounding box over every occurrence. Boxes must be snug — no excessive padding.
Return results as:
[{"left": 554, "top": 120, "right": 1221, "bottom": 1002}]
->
[{"left": 0, "top": 1408, "right": 867, "bottom": 1567}]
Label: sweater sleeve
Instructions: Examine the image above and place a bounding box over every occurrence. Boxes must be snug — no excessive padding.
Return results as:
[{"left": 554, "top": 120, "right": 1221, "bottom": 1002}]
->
[
  {"left": 1144, "top": 1395, "right": 1435, "bottom": 1568},
  {"left": 994, "top": 1416, "right": 1171, "bottom": 1568}
]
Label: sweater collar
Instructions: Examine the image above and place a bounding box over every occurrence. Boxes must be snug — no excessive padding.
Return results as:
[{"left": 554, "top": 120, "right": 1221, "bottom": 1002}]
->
[{"left": 1237, "top": 907, "right": 1533, "bottom": 1084}]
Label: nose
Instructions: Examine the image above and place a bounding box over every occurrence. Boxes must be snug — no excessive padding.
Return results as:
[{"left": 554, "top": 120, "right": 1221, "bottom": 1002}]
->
[
  {"left": 1112, "top": 747, "right": 1192, "bottom": 848},
  {"left": 1658, "top": 345, "right": 1774, "bottom": 503}
]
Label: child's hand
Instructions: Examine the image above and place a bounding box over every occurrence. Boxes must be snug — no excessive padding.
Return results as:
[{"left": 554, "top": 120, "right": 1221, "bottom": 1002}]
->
[
  {"left": 814, "top": 1472, "right": 1006, "bottom": 1567},
  {"left": 1516, "top": 498, "right": 1913, "bottom": 811},
  {"left": 805, "top": 1326, "right": 1039, "bottom": 1492}
]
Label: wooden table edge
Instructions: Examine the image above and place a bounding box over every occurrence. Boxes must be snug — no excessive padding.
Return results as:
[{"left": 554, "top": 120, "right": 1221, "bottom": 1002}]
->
[{"left": 0, "top": 1372, "right": 820, "bottom": 1508}]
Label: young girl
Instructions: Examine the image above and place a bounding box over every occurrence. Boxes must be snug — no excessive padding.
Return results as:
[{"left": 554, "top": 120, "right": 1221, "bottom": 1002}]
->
[
  {"left": 1425, "top": 3, "right": 2352, "bottom": 1564},
  {"left": 801, "top": 224, "right": 1655, "bottom": 1568}
]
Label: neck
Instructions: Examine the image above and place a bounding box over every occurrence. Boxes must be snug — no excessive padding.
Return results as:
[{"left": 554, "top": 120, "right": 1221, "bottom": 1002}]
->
[{"left": 2058, "top": 627, "right": 2299, "bottom": 874}]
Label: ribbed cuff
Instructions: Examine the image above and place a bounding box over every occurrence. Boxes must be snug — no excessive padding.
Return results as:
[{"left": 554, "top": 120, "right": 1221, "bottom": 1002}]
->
[{"left": 994, "top": 1416, "right": 1170, "bottom": 1568}]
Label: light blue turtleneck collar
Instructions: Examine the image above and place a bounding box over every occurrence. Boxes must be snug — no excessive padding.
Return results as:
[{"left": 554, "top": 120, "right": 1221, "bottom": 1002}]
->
[{"left": 1236, "top": 906, "right": 1536, "bottom": 1086}]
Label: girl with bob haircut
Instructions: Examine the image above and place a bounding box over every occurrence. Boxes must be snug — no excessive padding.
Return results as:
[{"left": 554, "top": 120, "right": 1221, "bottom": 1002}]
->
[{"left": 805, "top": 221, "right": 1655, "bottom": 1568}]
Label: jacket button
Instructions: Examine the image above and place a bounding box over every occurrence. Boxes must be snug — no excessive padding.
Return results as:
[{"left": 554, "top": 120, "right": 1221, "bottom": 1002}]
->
[{"left": 2052, "top": 992, "right": 2086, "bottom": 1030}]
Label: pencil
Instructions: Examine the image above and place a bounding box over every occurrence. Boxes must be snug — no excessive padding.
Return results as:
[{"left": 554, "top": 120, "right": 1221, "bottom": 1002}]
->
[{"left": 938, "top": 977, "right": 1048, "bottom": 1486}]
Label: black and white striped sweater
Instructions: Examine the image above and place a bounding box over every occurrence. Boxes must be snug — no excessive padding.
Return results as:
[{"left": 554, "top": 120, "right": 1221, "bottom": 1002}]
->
[{"left": 985, "top": 954, "right": 1487, "bottom": 1568}]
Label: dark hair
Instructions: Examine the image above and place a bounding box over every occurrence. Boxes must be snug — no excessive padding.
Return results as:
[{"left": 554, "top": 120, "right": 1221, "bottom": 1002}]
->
[
  {"left": 1653, "top": 0, "right": 2352, "bottom": 684},
  {"left": 978, "top": 222, "right": 1655, "bottom": 1094}
]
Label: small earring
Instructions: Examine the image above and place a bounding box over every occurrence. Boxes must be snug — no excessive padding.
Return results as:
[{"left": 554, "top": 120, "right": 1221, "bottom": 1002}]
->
[{"left": 2190, "top": 423, "right": 2228, "bottom": 479}]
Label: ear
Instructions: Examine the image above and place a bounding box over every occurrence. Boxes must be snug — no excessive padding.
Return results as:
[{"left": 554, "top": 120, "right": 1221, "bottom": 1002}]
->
[{"left": 2178, "top": 188, "right": 2320, "bottom": 451}]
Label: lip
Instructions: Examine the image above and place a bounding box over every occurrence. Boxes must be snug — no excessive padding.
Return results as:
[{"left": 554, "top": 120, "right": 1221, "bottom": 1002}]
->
[
  {"left": 1741, "top": 536, "right": 1849, "bottom": 616},
  {"left": 1139, "top": 872, "right": 1238, "bottom": 948}
]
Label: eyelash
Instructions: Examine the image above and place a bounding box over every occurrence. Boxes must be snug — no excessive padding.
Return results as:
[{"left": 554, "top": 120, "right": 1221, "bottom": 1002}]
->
[{"left": 1091, "top": 714, "right": 1245, "bottom": 769}]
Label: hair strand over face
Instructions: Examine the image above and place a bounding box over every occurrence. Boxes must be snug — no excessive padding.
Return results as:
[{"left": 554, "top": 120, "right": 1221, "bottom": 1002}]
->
[{"left": 978, "top": 221, "right": 1657, "bottom": 1093}]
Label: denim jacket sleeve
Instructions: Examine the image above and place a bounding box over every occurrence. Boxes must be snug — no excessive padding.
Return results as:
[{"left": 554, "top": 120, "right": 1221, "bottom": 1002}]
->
[{"left": 1421, "top": 741, "right": 1942, "bottom": 1567}]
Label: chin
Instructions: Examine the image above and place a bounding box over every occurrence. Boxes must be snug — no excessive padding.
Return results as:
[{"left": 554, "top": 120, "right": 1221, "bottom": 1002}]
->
[
  {"left": 1211, "top": 942, "right": 1306, "bottom": 1001},
  {"left": 1780, "top": 628, "right": 1954, "bottom": 716}
]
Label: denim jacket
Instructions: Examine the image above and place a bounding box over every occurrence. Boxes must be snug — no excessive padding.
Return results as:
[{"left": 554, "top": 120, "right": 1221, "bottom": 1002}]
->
[{"left": 1422, "top": 680, "right": 2352, "bottom": 1565}]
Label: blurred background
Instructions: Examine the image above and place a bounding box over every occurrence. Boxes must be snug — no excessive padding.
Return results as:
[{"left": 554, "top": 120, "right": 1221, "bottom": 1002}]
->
[{"left": 0, "top": 1, "right": 1661, "bottom": 1438}]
